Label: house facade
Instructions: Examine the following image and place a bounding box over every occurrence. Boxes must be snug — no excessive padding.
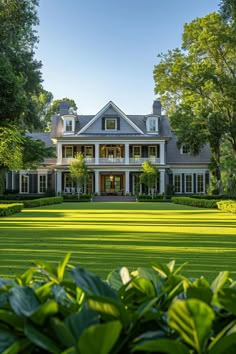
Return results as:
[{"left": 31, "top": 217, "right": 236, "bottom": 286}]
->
[{"left": 5, "top": 100, "right": 211, "bottom": 195}]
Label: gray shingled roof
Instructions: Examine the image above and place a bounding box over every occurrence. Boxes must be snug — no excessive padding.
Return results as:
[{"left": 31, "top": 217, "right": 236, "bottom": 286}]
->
[{"left": 26, "top": 132, "right": 53, "bottom": 147}]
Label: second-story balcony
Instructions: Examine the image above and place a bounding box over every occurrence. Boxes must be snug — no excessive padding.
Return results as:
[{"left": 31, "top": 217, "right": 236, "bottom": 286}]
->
[{"left": 61, "top": 156, "right": 160, "bottom": 165}]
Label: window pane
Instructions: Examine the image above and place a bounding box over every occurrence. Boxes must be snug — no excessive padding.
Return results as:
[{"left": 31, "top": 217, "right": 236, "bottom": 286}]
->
[
  {"left": 197, "top": 174, "right": 204, "bottom": 193},
  {"left": 174, "top": 175, "right": 181, "bottom": 193},
  {"left": 133, "top": 146, "right": 141, "bottom": 157},
  {"left": 105, "top": 119, "right": 116, "bottom": 130},
  {"left": 186, "top": 175, "right": 192, "bottom": 193},
  {"left": 39, "top": 175, "right": 47, "bottom": 193},
  {"left": 21, "top": 175, "right": 28, "bottom": 193},
  {"left": 66, "top": 120, "right": 73, "bottom": 132},
  {"left": 64, "top": 146, "right": 73, "bottom": 157}
]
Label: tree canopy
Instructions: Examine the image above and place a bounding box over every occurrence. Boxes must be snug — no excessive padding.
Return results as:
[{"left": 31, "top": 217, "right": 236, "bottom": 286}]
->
[
  {"left": 153, "top": 12, "right": 236, "bottom": 193},
  {"left": 69, "top": 153, "right": 89, "bottom": 197},
  {"left": 43, "top": 98, "right": 77, "bottom": 131},
  {"left": 140, "top": 161, "right": 159, "bottom": 197}
]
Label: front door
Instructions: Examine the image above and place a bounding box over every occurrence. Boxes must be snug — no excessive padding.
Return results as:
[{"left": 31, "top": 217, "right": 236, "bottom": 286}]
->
[{"left": 104, "top": 175, "right": 122, "bottom": 193}]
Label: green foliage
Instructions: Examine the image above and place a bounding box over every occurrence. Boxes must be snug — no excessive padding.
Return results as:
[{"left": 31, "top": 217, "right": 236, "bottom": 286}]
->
[
  {"left": 140, "top": 161, "right": 159, "bottom": 197},
  {"left": 0, "top": 203, "right": 23, "bottom": 217},
  {"left": 153, "top": 12, "right": 236, "bottom": 193},
  {"left": 172, "top": 197, "right": 218, "bottom": 208},
  {"left": 217, "top": 200, "right": 236, "bottom": 213},
  {"left": 1, "top": 256, "right": 236, "bottom": 353},
  {"left": 22, "top": 136, "right": 55, "bottom": 169},
  {"left": 0, "top": 127, "right": 23, "bottom": 171},
  {"left": 70, "top": 153, "right": 89, "bottom": 198},
  {"left": 43, "top": 98, "right": 77, "bottom": 131},
  {"left": 23, "top": 197, "right": 63, "bottom": 208}
]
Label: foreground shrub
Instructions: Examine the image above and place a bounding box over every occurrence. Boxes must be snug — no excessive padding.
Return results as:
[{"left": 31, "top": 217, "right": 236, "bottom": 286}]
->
[
  {"left": 1, "top": 255, "right": 236, "bottom": 353},
  {"left": 0, "top": 203, "right": 23, "bottom": 216},
  {"left": 23, "top": 196, "right": 63, "bottom": 208},
  {"left": 172, "top": 196, "right": 217, "bottom": 208},
  {"left": 217, "top": 200, "right": 236, "bottom": 214}
]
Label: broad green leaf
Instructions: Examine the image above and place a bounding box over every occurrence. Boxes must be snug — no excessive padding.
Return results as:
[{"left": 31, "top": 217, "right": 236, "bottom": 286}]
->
[
  {"left": 50, "top": 317, "right": 75, "bottom": 347},
  {"left": 57, "top": 252, "right": 71, "bottom": 282},
  {"left": 35, "top": 281, "right": 54, "bottom": 301},
  {"left": 0, "top": 330, "right": 16, "bottom": 353},
  {"left": 61, "top": 348, "right": 77, "bottom": 354},
  {"left": 30, "top": 300, "right": 58, "bottom": 325},
  {"left": 0, "top": 309, "right": 24, "bottom": 329},
  {"left": 2, "top": 338, "right": 30, "bottom": 354},
  {"left": 20, "top": 268, "right": 33, "bottom": 286},
  {"left": 9, "top": 286, "right": 39, "bottom": 316},
  {"left": 24, "top": 321, "right": 61, "bottom": 353},
  {"left": 87, "top": 295, "right": 129, "bottom": 327},
  {"left": 71, "top": 266, "right": 117, "bottom": 299},
  {"left": 132, "top": 338, "right": 189, "bottom": 354},
  {"left": 168, "top": 299, "right": 215, "bottom": 353},
  {"left": 209, "top": 333, "right": 236, "bottom": 354},
  {"left": 187, "top": 286, "right": 213, "bottom": 304},
  {"left": 218, "top": 288, "right": 236, "bottom": 314},
  {"left": 211, "top": 272, "right": 229, "bottom": 294},
  {"left": 136, "top": 297, "right": 159, "bottom": 320},
  {"left": 137, "top": 267, "right": 162, "bottom": 294},
  {"left": 208, "top": 320, "right": 236, "bottom": 351},
  {"left": 132, "top": 277, "right": 156, "bottom": 298},
  {"left": 65, "top": 308, "right": 99, "bottom": 342},
  {"left": 107, "top": 268, "right": 124, "bottom": 291},
  {"left": 151, "top": 261, "right": 170, "bottom": 278},
  {"left": 78, "top": 320, "right": 122, "bottom": 354}
]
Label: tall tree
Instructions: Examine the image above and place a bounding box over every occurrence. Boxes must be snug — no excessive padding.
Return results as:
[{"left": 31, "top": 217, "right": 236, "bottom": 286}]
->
[
  {"left": 140, "top": 161, "right": 159, "bottom": 198},
  {"left": 219, "top": 0, "right": 236, "bottom": 21},
  {"left": 69, "top": 153, "right": 89, "bottom": 198},
  {"left": 153, "top": 12, "right": 236, "bottom": 193}
]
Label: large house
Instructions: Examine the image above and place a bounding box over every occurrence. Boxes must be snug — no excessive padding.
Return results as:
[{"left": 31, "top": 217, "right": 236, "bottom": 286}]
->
[{"left": 5, "top": 100, "right": 211, "bottom": 196}]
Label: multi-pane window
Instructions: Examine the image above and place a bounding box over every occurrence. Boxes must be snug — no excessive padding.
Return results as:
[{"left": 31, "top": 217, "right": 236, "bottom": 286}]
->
[
  {"left": 65, "top": 119, "right": 73, "bottom": 132},
  {"left": 174, "top": 175, "right": 181, "bottom": 193},
  {"left": 64, "top": 146, "right": 73, "bottom": 158},
  {"left": 39, "top": 175, "right": 47, "bottom": 193},
  {"left": 197, "top": 174, "right": 204, "bottom": 193},
  {"left": 185, "top": 174, "right": 193, "bottom": 193},
  {"left": 85, "top": 146, "right": 93, "bottom": 159},
  {"left": 105, "top": 118, "right": 117, "bottom": 130},
  {"left": 147, "top": 118, "right": 158, "bottom": 132},
  {"left": 133, "top": 146, "right": 141, "bottom": 160},
  {"left": 148, "top": 146, "right": 157, "bottom": 161},
  {"left": 181, "top": 145, "right": 190, "bottom": 154},
  {"left": 85, "top": 174, "right": 93, "bottom": 194},
  {"left": 21, "top": 175, "right": 29, "bottom": 193}
]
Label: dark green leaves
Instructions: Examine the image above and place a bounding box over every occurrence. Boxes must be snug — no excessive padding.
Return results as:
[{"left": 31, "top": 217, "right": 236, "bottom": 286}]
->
[{"left": 9, "top": 286, "right": 40, "bottom": 316}]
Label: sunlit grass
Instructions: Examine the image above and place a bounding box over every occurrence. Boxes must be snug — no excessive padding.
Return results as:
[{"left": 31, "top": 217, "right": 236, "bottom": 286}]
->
[{"left": 0, "top": 202, "right": 236, "bottom": 280}]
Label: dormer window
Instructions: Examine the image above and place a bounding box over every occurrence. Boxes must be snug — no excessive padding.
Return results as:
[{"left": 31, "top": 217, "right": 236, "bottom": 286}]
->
[
  {"left": 105, "top": 118, "right": 117, "bottom": 130},
  {"left": 62, "top": 115, "right": 75, "bottom": 133},
  {"left": 180, "top": 144, "right": 190, "bottom": 154},
  {"left": 146, "top": 116, "right": 158, "bottom": 133}
]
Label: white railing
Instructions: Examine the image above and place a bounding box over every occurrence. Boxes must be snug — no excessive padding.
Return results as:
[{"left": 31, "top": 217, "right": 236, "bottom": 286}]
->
[{"left": 59, "top": 157, "right": 161, "bottom": 165}]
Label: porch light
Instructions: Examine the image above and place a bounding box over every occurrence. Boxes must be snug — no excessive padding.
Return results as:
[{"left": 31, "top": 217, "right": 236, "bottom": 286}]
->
[{"left": 109, "top": 175, "right": 114, "bottom": 182}]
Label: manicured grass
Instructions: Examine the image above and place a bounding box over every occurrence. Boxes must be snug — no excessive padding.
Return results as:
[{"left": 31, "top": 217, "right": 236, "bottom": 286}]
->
[{"left": 0, "top": 202, "right": 236, "bottom": 280}]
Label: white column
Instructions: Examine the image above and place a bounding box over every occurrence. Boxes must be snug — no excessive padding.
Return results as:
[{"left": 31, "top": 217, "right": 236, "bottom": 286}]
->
[
  {"left": 160, "top": 142, "right": 165, "bottom": 165},
  {"left": 56, "top": 171, "right": 62, "bottom": 194},
  {"left": 95, "top": 170, "right": 99, "bottom": 194},
  {"left": 125, "top": 143, "right": 129, "bottom": 164},
  {"left": 125, "top": 171, "right": 130, "bottom": 194},
  {"left": 57, "top": 142, "right": 62, "bottom": 165},
  {"left": 95, "top": 143, "right": 99, "bottom": 164},
  {"left": 159, "top": 169, "right": 165, "bottom": 194}
]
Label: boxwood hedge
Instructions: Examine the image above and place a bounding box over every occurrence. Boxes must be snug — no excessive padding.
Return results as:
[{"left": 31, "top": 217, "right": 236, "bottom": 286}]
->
[
  {"left": 0, "top": 203, "right": 23, "bottom": 216},
  {"left": 172, "top": 196, "right": 218, "bottom": 208},
  {"left": 217, "top": 200, "right": 236, "bottom": 214}
]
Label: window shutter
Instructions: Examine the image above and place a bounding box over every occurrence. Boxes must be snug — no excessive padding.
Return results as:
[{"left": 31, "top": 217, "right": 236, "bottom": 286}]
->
[
  {"left": 182, "top": 174, "right": 185, "bottom": 193},
  {"left": 102, "top": 117, "right": 105, "bottom": 130},
  {"left": 205, "top": 171, "right": 210, "bottom": 190},
  {"left": 168, "top": 173, "right": 173, "bottom": 185},
  {"left": 193, "top": 173, "right": 196, "bottom": 194},
  {"left": 117, "top": 117, "right": 120, "bottom": 130}
]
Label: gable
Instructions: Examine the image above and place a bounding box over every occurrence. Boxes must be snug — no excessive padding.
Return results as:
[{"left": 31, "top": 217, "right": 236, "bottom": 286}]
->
[{"left": 77, "top": 101, "right": 144, "bottom": 135}]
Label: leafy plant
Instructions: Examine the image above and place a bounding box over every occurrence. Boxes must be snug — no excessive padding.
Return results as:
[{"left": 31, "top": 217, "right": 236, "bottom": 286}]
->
[{"left": 1, "top": 255, "right": 236, "bottom": 353}]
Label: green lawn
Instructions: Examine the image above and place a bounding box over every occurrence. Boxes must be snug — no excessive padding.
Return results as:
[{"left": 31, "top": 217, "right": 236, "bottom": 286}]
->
[{"left": 0, "top": 202, "right": 236, "bottom": 280}]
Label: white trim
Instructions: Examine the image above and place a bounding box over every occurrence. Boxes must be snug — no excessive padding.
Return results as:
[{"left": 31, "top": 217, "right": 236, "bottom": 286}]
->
[
  {"left": 38, "top": 174, "right": 48, "bottom": 194},
  {"left": 105, "top": 117, "right": 117, "bottom": 131},
  {"left": 64, "top": 145, "right": 74, "bottom": 158},
  {"left": 173, "top": 173, "right": 182, "bottom": 194},
  {"left": 20, "top": 174, "right": 29, "bottom": 194},
  {"left": 77, "top": 101, "right": 144, "bottom": 135},
  {"left": 196, "top": 173, "right": 205, "bottom": 193},
  {"left": 185, "top": 174, "right": 193, "bottom": 193},
  {"left": 180, "top": 144, "right": 190, "bottom": 155},
  {"left": 146, "top": 116, "right": 159, "bottom": 133}
]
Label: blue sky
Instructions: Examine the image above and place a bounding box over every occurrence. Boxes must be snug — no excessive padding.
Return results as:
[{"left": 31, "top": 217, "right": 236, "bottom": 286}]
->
[{"left": 36, "top": 0, "right": 219, "bottom": 115}]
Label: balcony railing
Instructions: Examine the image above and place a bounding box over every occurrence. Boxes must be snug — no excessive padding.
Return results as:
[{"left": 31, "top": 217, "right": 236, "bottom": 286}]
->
[{"left": 60, "top": 157, "right": 161, "bottom": 165}]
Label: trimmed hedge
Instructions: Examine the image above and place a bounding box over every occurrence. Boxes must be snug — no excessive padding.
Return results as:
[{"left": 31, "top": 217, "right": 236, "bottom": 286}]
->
[
  {"left": 137, "top": 195, "right": 171, "bottom": 202},
  {"left": 0, "top": 203, "right": 23, "bottom": 216},
  {"left": 217, "top": 200, "right": 236, "bottom": 214},
  {"left": 172, "top": 196, "right": 218, "bottom": 208},
  {"left": 23, "top": 196, "right": 63, "bottom": 208},
  {"left": 2, "top": 255, "right": 236, "bottom": 353}
]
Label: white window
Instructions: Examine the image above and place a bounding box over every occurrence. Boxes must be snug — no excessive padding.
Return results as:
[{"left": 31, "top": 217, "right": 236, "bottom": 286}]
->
[
  {"left": 197, "top": 174, "right": 204, "bottom": 193},
  {"left": 181, "top": 144, "right": 190, "bottom": 154},
  {"left": 147, "top": 117, "right": 158, "bottom": 132},
  {"left": 38, "top": 174, "right": 47, "bottom": 193},
  {"left": 85, "top": 146, "right": 93, "bottom": 158},
  {"left": 148, "top": 146, "right": 157, "bottom": 161},
  {"left": 133, "top": 146, "right": 141, "bottom": 160},
  {"left": 185, "top": 174, "right": 193, "bottom": 193},
  {"left": 63, "top": 146, "right": 73, "bottom": 158},
  {"left": 174, "top": 174, "right": 181, "bottom": 193},
  {"left": 105, "top": 118, "right": 117, "bottom": 130},
  {"left": 20, "top": 175, "right": 29, "bottom": 193},
  {"left": 63, "top": 117, "right": 75, "bottom": 133}
]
